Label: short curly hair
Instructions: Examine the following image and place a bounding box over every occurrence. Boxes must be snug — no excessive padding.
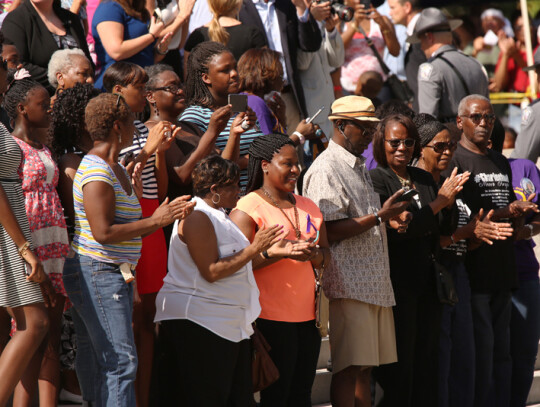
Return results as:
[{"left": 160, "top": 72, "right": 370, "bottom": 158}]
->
[
  {"left": 192, "top": 155, "right": 239, "bottom": 198},
  {"left": 50, "top": 83, "right": 100, "bottom": 157},
  {"left": 85, "top": 93, "right": 132, "bottom": 142},
  {"left": 238, "top": 48, "right": 282, "bottom": 96},
  {"left": 372, "top": 114, "right": 421, "bottom": 167},
  {"left": 47, "top": 48, "right": 88, "bottom": 88}
]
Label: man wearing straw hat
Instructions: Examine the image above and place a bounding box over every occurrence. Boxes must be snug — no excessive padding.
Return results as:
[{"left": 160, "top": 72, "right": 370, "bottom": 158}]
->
[
  {"left": 303, "top": 96, "right": 409, "bottom": 406},
  {"left": 511, "top": 47, "right": 540, "bottom": 162},
  {"left": 408, "top": 8, "right": 489, "bottom": 122}
]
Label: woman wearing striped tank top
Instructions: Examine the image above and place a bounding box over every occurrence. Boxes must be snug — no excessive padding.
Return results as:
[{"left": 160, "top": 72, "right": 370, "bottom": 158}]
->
[{"left": 64, "top": 93, "right": 194, "bottom": 406}]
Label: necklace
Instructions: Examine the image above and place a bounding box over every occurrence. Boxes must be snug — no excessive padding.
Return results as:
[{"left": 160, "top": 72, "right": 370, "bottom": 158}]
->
[
  {"left": 395, "top": 172, "right": 411, "bottom": 190},
  {"left": 261, "top": 187, "right": 301, "bottom": 239}
]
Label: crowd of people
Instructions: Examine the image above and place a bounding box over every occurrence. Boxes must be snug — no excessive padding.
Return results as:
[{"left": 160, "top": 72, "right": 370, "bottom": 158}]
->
[{"left": 0, "top": 0, "right": 539, "bottom": 406}]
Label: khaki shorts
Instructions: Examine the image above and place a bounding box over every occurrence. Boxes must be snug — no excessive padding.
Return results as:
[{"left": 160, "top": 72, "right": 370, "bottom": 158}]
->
[{"left": 329, "top": 299, "right": 397, "bottom": 374}]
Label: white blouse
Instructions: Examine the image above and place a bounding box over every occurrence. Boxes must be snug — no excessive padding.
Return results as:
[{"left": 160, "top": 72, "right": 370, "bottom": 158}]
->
[{"left": 155, "top": 197, "right": 260, "bottom": 342}]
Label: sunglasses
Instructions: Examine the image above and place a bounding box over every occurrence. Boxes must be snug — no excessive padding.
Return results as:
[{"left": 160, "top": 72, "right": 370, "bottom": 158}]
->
[
  {"left": 0, "top": 58, "right": 7, "bottom": 71},
  {"left": 461, "top": 113, "right": 496, "bottom": 125},
  {"left": 150, "top": 84, "right": 183, "bottom": 94},
  {"left": 385, "top": 138, "right": 415, "bottom": 149},
  {"left": 425, "top": 141, "right": 457, "bottom": 154}
]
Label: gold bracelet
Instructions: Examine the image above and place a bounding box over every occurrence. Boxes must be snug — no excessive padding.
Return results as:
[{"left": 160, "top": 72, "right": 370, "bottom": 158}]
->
[{"left": 18, "top": 241, "right": 31, "bottom": 258}]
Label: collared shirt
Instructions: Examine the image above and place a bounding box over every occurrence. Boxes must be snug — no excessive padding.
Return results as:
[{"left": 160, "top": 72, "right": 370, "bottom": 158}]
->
[
  {"left": 251, "top": 0, "right": 309, "bottom": 84},
  {"left": 303, "top": 140, "right": 395, "bottom": 307}
]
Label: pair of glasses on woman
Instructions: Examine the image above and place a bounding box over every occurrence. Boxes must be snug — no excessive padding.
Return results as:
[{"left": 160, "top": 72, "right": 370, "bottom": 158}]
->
[
  {"left": 461, "top": 113, "right": 496, "bottom": 125},
  {"left": 150, "top": 84, "right": 183, "bottom": 94},
  {"left": 385, "top": 139, "right": 415, "bottom": 149},
  {"left": 425, "top": 141, "right": 458, "bottom": 153}
]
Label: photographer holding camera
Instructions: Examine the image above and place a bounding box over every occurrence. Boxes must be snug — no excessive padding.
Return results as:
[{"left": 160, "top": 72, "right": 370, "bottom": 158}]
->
[{"left": 339, "top": 0, "right": 400, "bottom": 94}]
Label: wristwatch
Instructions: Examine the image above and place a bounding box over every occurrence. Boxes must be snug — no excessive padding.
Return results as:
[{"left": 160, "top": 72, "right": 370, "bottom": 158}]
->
[{"left": 374, "top": 212, "right": 382, "bottom": 226}]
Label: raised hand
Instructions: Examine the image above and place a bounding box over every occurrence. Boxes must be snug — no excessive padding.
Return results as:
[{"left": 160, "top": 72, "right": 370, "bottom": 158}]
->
[
  {"left": 252, "top": 224, "right": 284, "bottom": 253},
  {"left": 230, "top": 107, "right": 257, "bottom": 135},
  {"left": 473, "top": 208, "right": 513, "bottom": 245},
  {"left": 131, "top": 162, "right": 143, "bottom": 200},
  {"left": 379, "top": 189, "right": 410, "bottom": 221}
]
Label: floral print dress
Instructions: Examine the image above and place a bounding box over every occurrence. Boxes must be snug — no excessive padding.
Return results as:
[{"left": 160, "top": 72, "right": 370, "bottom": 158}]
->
[{"left": 14, "top": 137, "right": 69, "bottom": 295}]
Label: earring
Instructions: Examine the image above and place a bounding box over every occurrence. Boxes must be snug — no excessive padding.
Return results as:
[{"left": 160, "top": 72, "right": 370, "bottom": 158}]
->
[
  {"left": 153, "top": 102, "right": 159, "bottom": 117},
  {"left": 118, "top": 132, "right": 122, "bottom": 144},
  {"left": 212, "top": 193, "right": 221, "bottom": 205}
]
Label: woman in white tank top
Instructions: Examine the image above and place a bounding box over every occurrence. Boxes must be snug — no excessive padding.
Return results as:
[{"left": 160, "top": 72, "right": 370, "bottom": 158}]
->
[{"left": 155, "top": 156, "right": 284, "bottom": 405}]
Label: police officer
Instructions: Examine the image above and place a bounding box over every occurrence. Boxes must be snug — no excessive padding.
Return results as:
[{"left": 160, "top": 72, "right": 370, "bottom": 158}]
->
[
  {"left": 408, "top": 8, "right": 489, "bottom": 121},
  {"left": 511, "top": 47, "right": 540, "bottom": 162}
]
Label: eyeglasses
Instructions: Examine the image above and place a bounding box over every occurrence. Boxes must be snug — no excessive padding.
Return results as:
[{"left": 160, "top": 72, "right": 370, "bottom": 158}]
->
[
  {"left": 351, "top": 121, "right": 375, "bottom": 137},
  {"left": 385, "top": 138, "right": 415, "bottom": 149},
  {"left": 0, "top": 58, "right": 7, "bottom": 71},
  {"left": 425, "top": 141, "right": 457, "bottom": 153},
  {"left": 461, "top": 113, "right": 496, "bottom": 125},
  {"left": 150, "top": 84, "right": 183, "bottom": 94}
]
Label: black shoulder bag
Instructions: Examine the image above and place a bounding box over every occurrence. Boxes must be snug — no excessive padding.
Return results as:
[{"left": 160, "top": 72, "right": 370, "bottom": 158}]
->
[{"left": 356, "top": 25, "right": 414, "bottom": 104}]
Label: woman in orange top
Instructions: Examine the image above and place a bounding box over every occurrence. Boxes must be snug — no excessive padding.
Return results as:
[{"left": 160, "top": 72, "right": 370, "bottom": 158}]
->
[{"left": 231, "top": 133, "right": 330, "bottom": 406}]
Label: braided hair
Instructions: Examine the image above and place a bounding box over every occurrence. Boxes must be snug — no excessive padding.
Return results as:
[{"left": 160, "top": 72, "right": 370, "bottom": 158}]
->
[
  {"left": 185, "top": 41, "right": 229, "bottom": 108},
  {"left": 50, "top": 83, "right": 100, "bottom": 157},
  {"left": 245, "top": 133, "right": 295, "bottom": 193},
  {"left": 3, "top": 70, "right": 44, "bottom": 122}
]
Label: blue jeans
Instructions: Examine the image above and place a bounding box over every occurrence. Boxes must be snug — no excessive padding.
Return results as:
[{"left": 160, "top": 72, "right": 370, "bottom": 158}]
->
[
  {"left": 510, "top": 279, "right": 540, "bottom": 407},
  {"left": 471, "top": 290, "right": 512, "bottom": 407},
  {"left": 63, "top": 254, "right": 137, "bottom": 407},
  {"left": 438, "top": 261, "right": 475, "bottom": 407}
]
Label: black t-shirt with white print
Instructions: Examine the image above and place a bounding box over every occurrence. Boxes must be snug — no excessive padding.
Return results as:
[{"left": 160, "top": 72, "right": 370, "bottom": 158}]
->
[{"left": 443, "top": 143, "right": 517, "bottom": 293}]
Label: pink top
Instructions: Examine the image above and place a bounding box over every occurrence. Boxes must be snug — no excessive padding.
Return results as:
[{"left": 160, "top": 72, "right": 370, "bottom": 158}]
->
[
  {"left": 233, "top": 192, "right": 323, "bottom": 322},
  {"left": 340, "top": 20, "right": 386, "bottom": 93}
]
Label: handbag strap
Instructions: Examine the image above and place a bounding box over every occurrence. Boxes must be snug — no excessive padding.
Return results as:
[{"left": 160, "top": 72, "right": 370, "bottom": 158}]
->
[
  {"left": 434, "top": 54, "right": 471, "bottom": 95},
  {"left": 355, "top": 24, "right": 391, "bottom": 75}
]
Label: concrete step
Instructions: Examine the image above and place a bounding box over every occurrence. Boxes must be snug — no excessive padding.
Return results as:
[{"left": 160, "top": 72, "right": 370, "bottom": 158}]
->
[
  {"left": 536, "top": 342, "right": 540, "bottom": 370},
  {"left": 317, "top": 337, "right": 330, "bottom": 370},
  {"left": 528, "top": 371, "right": 540, "bottom": 405},
  {"left": 312, "top": 368, "right": 332, "bottom": 405}
]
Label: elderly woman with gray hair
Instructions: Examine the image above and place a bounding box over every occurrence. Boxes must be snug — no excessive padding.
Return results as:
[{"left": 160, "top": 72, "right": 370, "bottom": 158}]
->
[{"left": 47, "top": 48, "right": 94, "bottom": 103}]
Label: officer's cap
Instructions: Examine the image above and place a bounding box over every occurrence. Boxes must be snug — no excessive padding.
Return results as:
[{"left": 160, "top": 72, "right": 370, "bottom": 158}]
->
[
  {"left": 523, "top": 48, "right": 540, "bottom": 72},
  {"left": 407, "top": 8, "right": 462, "bottom": 44},
  {"left": 328, "top": 96, "right": 379, "bottom": 123}
]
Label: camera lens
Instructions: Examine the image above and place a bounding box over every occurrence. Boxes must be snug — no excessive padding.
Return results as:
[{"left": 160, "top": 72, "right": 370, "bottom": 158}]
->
[{"left": 332, "top": 3, "right": 354, "bottom": 21}]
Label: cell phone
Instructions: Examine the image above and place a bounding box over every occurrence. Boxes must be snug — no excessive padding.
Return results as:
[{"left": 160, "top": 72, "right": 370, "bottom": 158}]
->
[
  {"left": 395, "top": 189, "right": 418, "bottom": 203},
  {"left": 306, "top": 107, "right": 324, "bottom": 124},
  {"left": 228, "top": 94, "right": 248, "bottom": 112},
  {"left": 24, "top": 261, "right": 31, "bottom": 276}
]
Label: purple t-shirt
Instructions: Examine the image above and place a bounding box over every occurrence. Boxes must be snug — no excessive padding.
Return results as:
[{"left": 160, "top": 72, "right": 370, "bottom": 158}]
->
[
  {"left": 362, "top": 142, "right": 378, "bottom": 170},
  {"left": 245, "top": 94, "right": 276, "bottom": 135},
  {"left": 509, "top": 158, "right": 540, "bottom": 282}
]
